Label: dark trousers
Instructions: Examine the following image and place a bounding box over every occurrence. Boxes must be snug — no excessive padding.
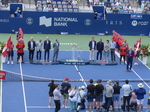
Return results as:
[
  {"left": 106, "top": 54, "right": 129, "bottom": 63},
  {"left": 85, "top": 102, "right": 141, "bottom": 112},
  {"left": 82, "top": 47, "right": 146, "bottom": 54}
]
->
[
  {"left": 105, "top": 97, "right": 112, "bottom": 112},
  {"left": 120, "top": 55, "right": 125, "bottom": 63},
  {"left": 77, "top": 102, "right": 85, "bottom": 110},
  {"left": 53, "top": 50, "right": 59, "bottom": 61},
  {"left": 126, "top": 57, "right": 133, "bottom": 70},
  {"left": 96, "top": 50, "right": 103, "bottom": 60},
  {"left": 111, "top": 49, "right": 115, "bottom": 61},
  {"left": 54, "top": 100, "right": 61, "bottom": 112},
  {"left": 123, "top": 96, "right": 130, "bottom": 111},
  {"left": 29, "top": 50, "right": 34, "bottom": 61},
  {"left": 44, "top": 50, "right": 50, "bottom": 61},
  {"left": 36, "top": 50, "right": 41, "bottom": 60}
]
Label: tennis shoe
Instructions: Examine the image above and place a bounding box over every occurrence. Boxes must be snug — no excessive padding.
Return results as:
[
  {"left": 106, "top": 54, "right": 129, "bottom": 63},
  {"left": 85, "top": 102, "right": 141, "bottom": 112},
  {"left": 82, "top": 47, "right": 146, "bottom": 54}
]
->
[
  {"left": 48, "top": 106, "right": 51, "bottom": 108},
  {"left": 7, "top": 61, "right": 10, "bottom": 64},
  {"left": 11, "top": 61, "right": 13, "bottom": 64}
]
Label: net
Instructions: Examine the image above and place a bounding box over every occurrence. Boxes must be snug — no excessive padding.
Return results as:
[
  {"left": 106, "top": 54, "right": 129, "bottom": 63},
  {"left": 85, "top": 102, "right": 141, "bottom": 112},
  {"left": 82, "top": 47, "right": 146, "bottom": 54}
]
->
[{"left": 3, "top": 70, "right": 150, "bottom": 82}]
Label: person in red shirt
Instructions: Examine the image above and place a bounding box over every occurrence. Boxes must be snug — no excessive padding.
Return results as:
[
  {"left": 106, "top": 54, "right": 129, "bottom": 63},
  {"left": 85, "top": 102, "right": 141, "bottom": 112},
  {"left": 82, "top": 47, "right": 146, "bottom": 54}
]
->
[
  {"left": 16, "top": 38, "right": 25, "bottom": 63},
  {"left": 7, "top": 41, "right": 14, "bottom": 64},
  {"left": 120, "top": 43, "right": 127, "bottom": 64}
]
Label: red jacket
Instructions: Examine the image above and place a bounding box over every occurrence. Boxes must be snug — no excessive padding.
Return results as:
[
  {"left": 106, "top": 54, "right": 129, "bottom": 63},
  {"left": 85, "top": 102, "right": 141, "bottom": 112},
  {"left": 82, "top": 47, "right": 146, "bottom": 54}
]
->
[
  {"left": 16, "top": 42, "right": 25, "bottom": 53},
  {"left": 120, "top": 46, "right": 127, "bottom": 55}
]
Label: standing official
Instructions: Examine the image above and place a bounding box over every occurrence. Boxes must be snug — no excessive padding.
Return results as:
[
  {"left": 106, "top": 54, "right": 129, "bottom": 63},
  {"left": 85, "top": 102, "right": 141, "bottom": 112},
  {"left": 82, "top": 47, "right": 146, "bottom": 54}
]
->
[
  {"left": 126, "top": 47, "right": 134, "bottom": 72},
  {"left": 134, "top": 40, "right": 141, "bottom": 65},
  {"left": 53, "top": 39, "right": 59, "bottom": 62},
  {"left": 16, "top": 38, "right": 25, "bottom": 63},
  {"left": 89, "top": 37, "right": 96, "bottom": 61},
  {"left": 110, "top": 38, "right": 116, "bottom": 63},
  {"left": 96, "top": 39, "right": 104, "bottom": 61},
  {"left": 7, "top": 41, "right": 14, "bottom": 64},
  {"left": 36, "top": 39, "right": 43, "bottom": 61},
  {"left": 28, "top": 37, "right": 36, "bottom": 62},
  {"left": 44, "top": 37, "right": 51, "bottom": 62}
]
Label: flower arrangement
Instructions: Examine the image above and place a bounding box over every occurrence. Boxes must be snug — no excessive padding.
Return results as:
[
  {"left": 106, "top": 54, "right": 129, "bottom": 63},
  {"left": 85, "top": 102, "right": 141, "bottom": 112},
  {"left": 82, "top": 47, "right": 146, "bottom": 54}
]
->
[
  {"left": 140, "top": 44, "right": 150, "bottom": 57},
  {"left": 0, "top": 42, "right": 5, "bottom": 54}
]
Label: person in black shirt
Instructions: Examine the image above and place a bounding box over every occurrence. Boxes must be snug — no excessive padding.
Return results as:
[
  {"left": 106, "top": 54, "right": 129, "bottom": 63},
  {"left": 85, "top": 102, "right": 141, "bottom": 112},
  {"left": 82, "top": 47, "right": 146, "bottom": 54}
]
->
[
  {"left": 61, "top": 78, "right": 71, "bottom": 108},
  {"left": 48, "top": 80, "right": 56, "bottom": 108},
  {"left": 95, "top": 79, "right": 104, "bottom": 112},
  {"left": 96, "top": 39, "right": 104, "bottom": 61},
  {"left": 113, "top": 81, "right": 122, "bottom": 111},
  {"left": 86, "top": 79, "right": 95, "bottom": 112}
]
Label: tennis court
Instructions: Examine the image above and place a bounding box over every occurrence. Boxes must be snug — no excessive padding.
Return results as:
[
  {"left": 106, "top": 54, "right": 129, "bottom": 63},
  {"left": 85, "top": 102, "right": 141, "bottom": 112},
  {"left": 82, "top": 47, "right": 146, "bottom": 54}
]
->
[{"left": 1, "top": 49, "right": 150, "bottom": 112}]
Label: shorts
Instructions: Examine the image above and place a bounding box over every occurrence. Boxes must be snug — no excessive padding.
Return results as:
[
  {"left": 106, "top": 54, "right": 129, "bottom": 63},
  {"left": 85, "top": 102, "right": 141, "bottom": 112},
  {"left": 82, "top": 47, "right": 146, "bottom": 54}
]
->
[
  {"left": 147, "top": 99, "right": 150, "bottom": 105},
  {"left": 95, "top": 95, "right": 103, "bottom": 102},
  {"left": 8, "top": 50, "right": 14, "bottom": 57},
  {"left": 17, "top": 53, "right": 24, "bottom": 57},
  {"left": 113, "top": 94, "right": 120, "bottom": 101},
  {"left": 87, "top": 95, "right": 94, "bottom": 102},
  {"left": 63, "top": 93, "right": 69, "bottom": 99},
  {"left": 137, "top": 99, "right": 144, "bottom": 105},
  {"left": 49, "top": 92, "right": 53, "bottom": 97}
]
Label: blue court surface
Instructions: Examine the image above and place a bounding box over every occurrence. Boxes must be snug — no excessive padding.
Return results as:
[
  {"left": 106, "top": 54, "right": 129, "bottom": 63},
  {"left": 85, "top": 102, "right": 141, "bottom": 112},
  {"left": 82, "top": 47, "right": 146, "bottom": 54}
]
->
[{"left": 2, "top": 51, "right": 150, "bottom": 112}]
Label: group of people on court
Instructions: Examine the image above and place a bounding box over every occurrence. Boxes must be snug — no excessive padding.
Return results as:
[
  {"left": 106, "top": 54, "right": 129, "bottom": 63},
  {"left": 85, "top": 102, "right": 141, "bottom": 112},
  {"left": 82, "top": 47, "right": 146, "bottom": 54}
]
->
[
  {"left": 7, "top": 37, "right": 60, "bottom": 64},
  {"left": 88, "top": 35, "right": 141, "bottom": 72},
  {"left": 48, "top": 78, "right": 149, "bottom": 112}
]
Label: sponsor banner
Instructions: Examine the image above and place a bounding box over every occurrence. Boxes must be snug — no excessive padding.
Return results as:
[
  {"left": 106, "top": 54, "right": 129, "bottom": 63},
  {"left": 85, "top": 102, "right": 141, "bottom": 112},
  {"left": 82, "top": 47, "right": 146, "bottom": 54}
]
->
[{"left": 0, "top": 71, "right": 6, "bottom": 79}]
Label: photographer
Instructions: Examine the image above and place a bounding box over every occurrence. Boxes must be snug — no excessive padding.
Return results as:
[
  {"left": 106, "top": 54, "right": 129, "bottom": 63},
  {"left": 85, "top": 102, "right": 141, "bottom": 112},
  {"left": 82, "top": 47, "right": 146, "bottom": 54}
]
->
[
  {"left": 77, "top": 86, "right": 86, "bottom": 112},
  {"left": 112, "top": 81, "right": 122, "bottom": 111},
  {"left": 61, "top": 78, "right": 71, "bottom": 108}
]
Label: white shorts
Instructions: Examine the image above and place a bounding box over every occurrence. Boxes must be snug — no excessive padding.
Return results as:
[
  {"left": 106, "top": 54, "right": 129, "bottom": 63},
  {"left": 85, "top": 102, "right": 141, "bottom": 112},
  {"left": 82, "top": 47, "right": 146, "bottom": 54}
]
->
[{"left": 137, "top": 99, "right": 144, "bottom": 105}]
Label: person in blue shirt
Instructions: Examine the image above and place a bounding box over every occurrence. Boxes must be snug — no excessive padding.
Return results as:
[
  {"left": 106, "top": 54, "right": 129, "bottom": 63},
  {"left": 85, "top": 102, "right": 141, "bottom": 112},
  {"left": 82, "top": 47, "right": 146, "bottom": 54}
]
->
[
  {"left": 14, "top": 7, "right": 21, "bottom": 17},
  {"left": 136, "top": 83, "right": 146, "bottom": 112}
]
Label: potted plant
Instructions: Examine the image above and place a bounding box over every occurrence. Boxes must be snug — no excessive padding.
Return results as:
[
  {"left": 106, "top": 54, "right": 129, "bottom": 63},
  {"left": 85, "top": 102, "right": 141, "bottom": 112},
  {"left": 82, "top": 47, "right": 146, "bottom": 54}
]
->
[{"left": 140, "top": 44, "right": 150, "bottom": 64}]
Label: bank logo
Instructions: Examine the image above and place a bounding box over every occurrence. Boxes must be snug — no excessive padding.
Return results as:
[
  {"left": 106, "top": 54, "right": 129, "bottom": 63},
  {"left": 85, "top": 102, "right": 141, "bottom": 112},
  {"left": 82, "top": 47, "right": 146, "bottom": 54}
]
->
[
  {"left": 39, "top": 16, "right": 52, "bottom": 27},
  {"left": 26, "top": 17, "right": 34, "bottom": 25},
  {"left": 84, "top": 19, "right": 92, "bottom": 26},
  {"left": 132, "top": 20, "right": 138, "bottom": 26}
]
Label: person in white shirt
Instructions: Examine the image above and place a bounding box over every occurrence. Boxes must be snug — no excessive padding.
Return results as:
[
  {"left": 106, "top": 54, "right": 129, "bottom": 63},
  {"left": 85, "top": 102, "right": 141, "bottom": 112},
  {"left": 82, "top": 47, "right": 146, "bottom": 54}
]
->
[
  {"left": 53, "top": 6, "right": 59, "bottom": 12},
  {"left": 69, "top": 85, "right": 78, "bottom": 112},
  {"left": 89, "top": 37, "right": 96, "bottom": 61},
  {"left": 28, "top": 37, "right": 36, "bottom": 62},
  {"left": 122, "top": 79, "right": 132, "bottom": 112},
  {"left": 72, "top": 0, "right": 77, "bottom": 5},
  {"left": 36, "top": 39, "right": 42, "bottom": 61},
  {"left": 115, "top": 0, "right": 121, "bottom": 6}
]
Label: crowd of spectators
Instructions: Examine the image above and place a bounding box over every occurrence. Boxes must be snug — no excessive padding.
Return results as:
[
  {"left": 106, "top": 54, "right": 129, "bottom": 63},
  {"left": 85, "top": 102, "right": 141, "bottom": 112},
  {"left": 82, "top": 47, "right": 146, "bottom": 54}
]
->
[
  {"left": 36, "top": 0, "right": 78, "bottom": 12},
  {"left": 48, "top": 78, "right": 149, "bottom": 112},
  {"left": 111, "top": 0, "right": 132, "bottom": 14}
]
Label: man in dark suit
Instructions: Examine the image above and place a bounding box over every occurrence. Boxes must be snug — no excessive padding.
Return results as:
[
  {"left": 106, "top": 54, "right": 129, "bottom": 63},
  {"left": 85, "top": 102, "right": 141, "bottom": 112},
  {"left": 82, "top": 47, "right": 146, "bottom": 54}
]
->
[
  {"left": 96, "top": 39, "right": 104, "bottom": 61},
  {"left": 28, "top": 37, "right": 36, "bottom": 62},
  {"left": 53, "top": 39, "right": 60, "bottom": 62},
  {"left": 126, "top": 47, "right": 134, "bottom": 72},
  {"left": 44, "top": 37, "right": 51, "bottom": 62},
  {"left": 89, "top": 37, "right": 96, "bottom": 61}
]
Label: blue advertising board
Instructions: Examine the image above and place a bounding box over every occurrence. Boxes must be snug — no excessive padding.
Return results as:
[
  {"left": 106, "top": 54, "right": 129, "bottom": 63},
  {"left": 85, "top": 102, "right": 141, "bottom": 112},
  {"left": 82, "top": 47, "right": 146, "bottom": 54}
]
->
[{"left": 0, "top": 11, "right": 150, "bottom": 35}]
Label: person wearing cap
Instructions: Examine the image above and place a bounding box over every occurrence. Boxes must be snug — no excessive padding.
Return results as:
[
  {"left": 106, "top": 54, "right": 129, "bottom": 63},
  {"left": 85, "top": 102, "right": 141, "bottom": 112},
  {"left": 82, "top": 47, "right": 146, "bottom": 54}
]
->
[
  {"left": 134, "top": 40, "right": 141, "bottom": 65},
  {"left": 86, "top": 79, "right": 95, "bottom": 112},
  {"left": 44, "top": 37, "right": 51, "bottom": 62},
  {"left": 28, "top": 37, "right": 36, "bottom": 62},
  {"left": 53, "top": 84, "right": 62, "bottom": 112},
  {"left": 126, "top": 47, "right": 134, "bottom": 72},
  {"left": 16, "top": 38, "right": 25, "bottom": 63},
  {"left": 136, "top": 83, "right": 146, "bottom": 112},
  {"left": 36, "top": 39, "right": 43, "bottom": 61},
  {"left": 95, "top": 79, "right": 104, "bottom": 112},
  {"left": 122, "top": 79, "right": 132, "bottom": 112},
  {"left": 61, "top": 78, "right": 71, "bottom": 108},
  {"left": 7, "top": 41, "right": 14, "bottom": 64},
  {"left": 112, "top": 81, "right": 122, "bottom": 111},
  {"left": 104, "top": 80, "right": 114, "bottom": 112},
  {"left": 77, "top": 86, "right": 86, "bottom": 112},
  {"left": 89, "top": 37, "right": 96, "bottom": 61},
  {"left": 120, "top": 42, "right": 127, "bottom": 64}
]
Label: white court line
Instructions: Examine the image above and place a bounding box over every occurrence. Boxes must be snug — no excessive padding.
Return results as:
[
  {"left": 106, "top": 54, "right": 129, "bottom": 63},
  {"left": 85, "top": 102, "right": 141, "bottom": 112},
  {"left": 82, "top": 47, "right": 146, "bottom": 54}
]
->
[
  {"left": 74, "top": 65, "right": 87, "bottom": 87},
  {"left": 19, "top": 60, "right": 28, "bottom": 112},
  {"left": 0, "top": 57, "right": 3, "bottom": 112},
  {"left": 115, "top": 51, "right": 150, "bottom": 89},
  {"left": 138, "top": 59, "right": 150, "bottom": 70}
]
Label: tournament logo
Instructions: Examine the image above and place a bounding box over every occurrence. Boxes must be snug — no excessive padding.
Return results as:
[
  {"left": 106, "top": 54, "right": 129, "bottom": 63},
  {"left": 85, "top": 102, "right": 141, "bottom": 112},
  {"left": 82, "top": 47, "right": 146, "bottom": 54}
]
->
[
  {"left": 26, "top": 17, "right": 34, "bottom": 25},
  {"left": 131, "top": 20, "right": 137, "bottom": 26},
  {"left": 39, "top": 16, "right": 52, "bottom": 27},
  {"left": 84, "top": 19, "right": 92, "bottom": 26}
]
